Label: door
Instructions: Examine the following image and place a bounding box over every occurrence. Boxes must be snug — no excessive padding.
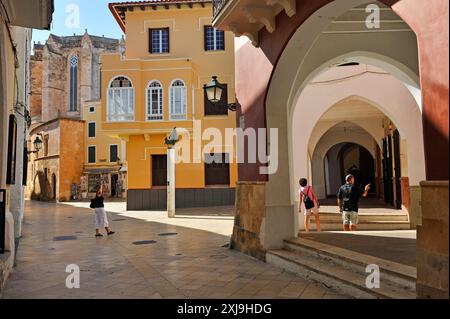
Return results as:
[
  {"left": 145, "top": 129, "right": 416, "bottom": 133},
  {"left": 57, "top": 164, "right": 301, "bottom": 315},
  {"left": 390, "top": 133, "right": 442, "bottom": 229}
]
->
[
  {"left": 52, "top": 174, "right": 56, "bottom": 201},
  {"left": 111, "top": 174, "right": 118, "bottom": 197},
  {"left": 393, "top": 130, "right": 402, "bottom": 209},
  {"left": 152, "top": 155, "right": 167, "bottom": 187},
  {"left": 382, "top": 136, "right": 394, "bottom": 206},
  {"left": 205, "top": 153, "right": 230, "bottom": 186}
]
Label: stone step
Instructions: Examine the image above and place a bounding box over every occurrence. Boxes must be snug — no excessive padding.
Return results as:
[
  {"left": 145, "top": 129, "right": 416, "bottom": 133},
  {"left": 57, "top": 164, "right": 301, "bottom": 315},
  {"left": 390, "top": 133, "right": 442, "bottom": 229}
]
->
[
  {"left": 266, "top": 238, "right": 417, "bottom": 299},
  {"left": 315, "top": 213, "right": 409, "bottom": 223},
  {"left": 307, "top": 221, "right": 411, "bottom": 231}
]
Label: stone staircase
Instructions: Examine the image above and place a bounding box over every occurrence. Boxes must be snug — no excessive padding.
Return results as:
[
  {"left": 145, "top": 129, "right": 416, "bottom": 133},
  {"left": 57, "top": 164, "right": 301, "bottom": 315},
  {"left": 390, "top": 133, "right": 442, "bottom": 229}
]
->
[
  {"left": 308, "top": 212, "right": 411, "bottom": 231},
  {"left": 266, "top": 237, "right": 417, "bottom": 299}
]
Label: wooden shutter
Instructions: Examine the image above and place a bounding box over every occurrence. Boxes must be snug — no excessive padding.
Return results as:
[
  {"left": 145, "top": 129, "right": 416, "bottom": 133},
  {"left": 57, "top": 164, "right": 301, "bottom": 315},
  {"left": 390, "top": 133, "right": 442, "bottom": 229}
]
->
[
  {"left": 6, "top": 115, "right": 17, "bottom": 185},
  {"left": 22, "top": 147, "right": 28, "bottom": 186},
  {"left": 149, "top": 29, "right": 153, "bottom": 53},
  {"left": 165, "top": 27, "right": 170, "bottom": 53},
  {"left": 204, "top": 25, "right": 209, "bottom": 51}
]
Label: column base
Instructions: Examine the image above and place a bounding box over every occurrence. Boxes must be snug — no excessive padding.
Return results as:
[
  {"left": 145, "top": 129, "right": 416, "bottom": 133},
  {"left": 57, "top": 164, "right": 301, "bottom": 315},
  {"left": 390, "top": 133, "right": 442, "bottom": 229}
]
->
[
  {"left": 231, "top": 182, "right": 296, "bottom": 261},
  {"left": 417, "top": 181, "right": 449, "bottom": 299}
]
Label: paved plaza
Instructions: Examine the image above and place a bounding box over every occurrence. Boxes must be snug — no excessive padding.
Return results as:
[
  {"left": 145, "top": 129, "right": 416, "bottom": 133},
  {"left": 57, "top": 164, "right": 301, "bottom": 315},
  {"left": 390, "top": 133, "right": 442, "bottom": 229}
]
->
[{"left": 1, "top": 201, "right": 348, "bottom": 299}]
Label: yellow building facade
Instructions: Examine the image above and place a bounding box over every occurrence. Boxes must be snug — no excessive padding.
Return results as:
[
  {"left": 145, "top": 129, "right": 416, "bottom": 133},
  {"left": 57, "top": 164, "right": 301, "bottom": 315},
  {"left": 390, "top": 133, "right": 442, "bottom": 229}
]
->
[
  {"left": 82, "top": 101, "right": 126, "bottom": 199},
  {"left": 103, "top": 0, "right": 237, "bottom": 209}
]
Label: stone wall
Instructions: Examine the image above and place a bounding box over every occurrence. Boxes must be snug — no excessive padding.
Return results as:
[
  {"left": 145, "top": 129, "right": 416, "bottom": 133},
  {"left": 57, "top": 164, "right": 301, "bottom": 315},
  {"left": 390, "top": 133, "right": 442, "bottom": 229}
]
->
[
  {"left": 29, "top": 48, "right": 43, "bottom": 120},
  {"left": 32, "top": 32, "right": 119, "bottom": 123},
  {"left": 417, "top": 181, "right": 449, "bottom": 299},
  {"left": 28, "top": 120, "right": 61, "bottom": 201}
]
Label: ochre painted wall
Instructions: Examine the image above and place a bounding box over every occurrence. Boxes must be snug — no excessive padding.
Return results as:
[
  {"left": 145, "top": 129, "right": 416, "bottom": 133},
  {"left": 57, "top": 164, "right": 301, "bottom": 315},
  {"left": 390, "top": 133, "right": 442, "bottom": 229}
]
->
[{"left": 59, "top": 119, "right": 85, "bottom": 201}]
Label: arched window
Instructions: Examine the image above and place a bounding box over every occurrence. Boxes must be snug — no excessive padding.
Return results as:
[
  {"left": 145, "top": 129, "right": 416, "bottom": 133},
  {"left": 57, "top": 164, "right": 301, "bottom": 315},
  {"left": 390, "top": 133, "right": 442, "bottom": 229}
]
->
[
  {"left": 169, "top": 79, "right": 187, "bottom": 120},
  {"left": 107, "top": 76, "right": 135, "bottom": 122},
  {"left": 147, "top": 81, "right": 163, "bottom": 121},
  {"left": 69, "top": 55, "right": 78, "bottom": 112}
]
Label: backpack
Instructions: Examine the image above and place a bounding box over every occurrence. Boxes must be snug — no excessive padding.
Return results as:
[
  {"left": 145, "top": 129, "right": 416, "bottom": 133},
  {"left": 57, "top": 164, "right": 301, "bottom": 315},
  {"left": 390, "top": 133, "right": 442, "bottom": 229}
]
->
[
  {"left": 342, "top": 185, "right": 353, "bottom": 211},
  {"left": 301, "top": 187, "right": 315, "bottom": 210}
]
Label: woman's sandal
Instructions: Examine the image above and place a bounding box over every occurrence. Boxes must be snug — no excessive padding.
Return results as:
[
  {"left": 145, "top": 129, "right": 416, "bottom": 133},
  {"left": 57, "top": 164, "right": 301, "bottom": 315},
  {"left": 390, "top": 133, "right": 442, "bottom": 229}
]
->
[
  {"left": 95, "top": 233, "right": 103, "bottom": 237},
  {"left": 107, "top": 231, "right": 115, "bottom": 236}
]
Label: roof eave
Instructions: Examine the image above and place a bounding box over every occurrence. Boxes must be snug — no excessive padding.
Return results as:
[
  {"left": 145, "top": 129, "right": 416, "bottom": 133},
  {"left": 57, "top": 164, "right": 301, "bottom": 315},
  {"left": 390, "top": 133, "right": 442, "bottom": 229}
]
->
[{"left": 109, "top": 3, "right": 126, "bottom": 33}]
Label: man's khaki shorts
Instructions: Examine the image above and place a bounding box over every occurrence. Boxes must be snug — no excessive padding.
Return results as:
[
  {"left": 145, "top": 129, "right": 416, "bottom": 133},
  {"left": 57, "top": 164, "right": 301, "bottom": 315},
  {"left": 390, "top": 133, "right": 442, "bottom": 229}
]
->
[{"left": 343, "top": 211, "right": 358, "bottom": 226}]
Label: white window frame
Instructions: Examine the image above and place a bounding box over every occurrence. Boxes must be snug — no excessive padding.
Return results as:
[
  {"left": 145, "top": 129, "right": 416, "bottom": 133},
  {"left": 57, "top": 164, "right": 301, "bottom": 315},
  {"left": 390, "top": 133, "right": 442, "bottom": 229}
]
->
[
  {"left": 109, "top": 144, "right": 119, "bottom": 163},
  {"left": 169, "top": 79, "right": 187, "bottom": 121},
  {"left": 146, "top": 80, "right": 164, "bottom": 121},
  {"left": 89, "top": 106, "right": 95, "bottom": 113},
  {"left": 88, "top": 121, "right": 96, "bottom": 139},
  {"left": 88, "top": 146, "right": 96, "bottom": 164},
  {"left": 107, "top": 76, "right": 135, "bottom": 122}
]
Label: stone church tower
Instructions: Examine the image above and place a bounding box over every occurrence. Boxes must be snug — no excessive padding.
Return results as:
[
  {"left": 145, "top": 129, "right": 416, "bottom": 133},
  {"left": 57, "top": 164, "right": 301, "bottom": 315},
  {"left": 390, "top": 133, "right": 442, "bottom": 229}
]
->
[
  {"left": 30, "top": 31, "right": 121, "bottom": 123},
  {"left": 26, "top": 31, "right": 122, "bottom": 202}
]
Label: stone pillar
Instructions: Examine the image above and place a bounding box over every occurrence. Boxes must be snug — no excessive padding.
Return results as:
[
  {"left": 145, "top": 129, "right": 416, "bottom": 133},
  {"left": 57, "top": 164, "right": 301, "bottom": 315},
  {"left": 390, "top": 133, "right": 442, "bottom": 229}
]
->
[
  {"left": 167, "top": 147, "right": 176, "bottom": 218},
  {"left": 417, "top": 181, "right": 449, "bottom": 299},
  {"left": 231, "top": 182, "right": 266, "bottom": 260},
  {"left": 231, "top": 181, "right": 296, "bottom": 261},
  {"left": 401, "top": 177, "right": 410, "bottom": 214},
  {"left": 409, "top": 185, "right": 422, "bottom": 229}
]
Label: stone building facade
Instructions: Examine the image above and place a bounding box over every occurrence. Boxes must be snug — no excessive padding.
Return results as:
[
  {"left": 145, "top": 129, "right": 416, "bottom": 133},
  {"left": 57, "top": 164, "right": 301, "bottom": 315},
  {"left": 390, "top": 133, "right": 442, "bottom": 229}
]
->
[{"left": 26, "top": 31, "right": 121, "bottom": 202}]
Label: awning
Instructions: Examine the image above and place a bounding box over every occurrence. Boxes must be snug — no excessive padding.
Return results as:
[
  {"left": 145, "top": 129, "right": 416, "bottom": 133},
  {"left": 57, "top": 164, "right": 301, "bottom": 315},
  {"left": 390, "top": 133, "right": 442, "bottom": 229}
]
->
[{"left": 84, "top": 167, "right": 121, "bottom": 175}]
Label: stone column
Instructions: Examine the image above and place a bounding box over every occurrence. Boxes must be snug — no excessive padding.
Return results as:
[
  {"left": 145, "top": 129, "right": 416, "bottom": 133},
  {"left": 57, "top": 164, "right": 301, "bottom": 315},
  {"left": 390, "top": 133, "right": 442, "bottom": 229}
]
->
[
  {"left": 167, "top": 147, "right": 176, "bottom": 218},
  {"left": 417, "top": 181, "right": 449, "bottom": 299}
]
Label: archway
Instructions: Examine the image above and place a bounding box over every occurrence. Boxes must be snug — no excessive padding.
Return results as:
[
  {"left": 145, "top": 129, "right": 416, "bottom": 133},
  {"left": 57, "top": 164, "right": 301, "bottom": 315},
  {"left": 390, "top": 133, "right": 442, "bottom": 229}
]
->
[
  {"left": 323, "top": 143, "right": 377, "bottom": 198},
  {"left": 228, "top": 0, "right": 448, "bottom": 299},
  {"left": 264, "top": 2, "right": 422, "bottom": 221}
]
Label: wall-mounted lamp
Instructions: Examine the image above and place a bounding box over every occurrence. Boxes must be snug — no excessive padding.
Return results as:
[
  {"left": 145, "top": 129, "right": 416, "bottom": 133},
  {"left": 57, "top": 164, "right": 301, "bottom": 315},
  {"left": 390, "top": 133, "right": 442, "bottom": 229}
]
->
[{"left": 204, "top": 76, "right": 238, "bottom": 112}]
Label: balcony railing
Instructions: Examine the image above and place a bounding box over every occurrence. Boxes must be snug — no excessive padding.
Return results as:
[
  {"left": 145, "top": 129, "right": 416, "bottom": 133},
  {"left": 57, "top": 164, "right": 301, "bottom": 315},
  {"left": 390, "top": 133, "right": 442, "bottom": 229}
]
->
[{"left": 213, "top": 0, "right": 231, "bottom": 19}]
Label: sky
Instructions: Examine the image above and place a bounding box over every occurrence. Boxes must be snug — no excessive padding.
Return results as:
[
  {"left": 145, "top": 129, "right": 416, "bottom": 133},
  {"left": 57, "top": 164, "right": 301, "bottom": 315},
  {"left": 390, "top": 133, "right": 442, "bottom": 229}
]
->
[{"left": 32, "top": 0, "right": 127, "bottom": 45}]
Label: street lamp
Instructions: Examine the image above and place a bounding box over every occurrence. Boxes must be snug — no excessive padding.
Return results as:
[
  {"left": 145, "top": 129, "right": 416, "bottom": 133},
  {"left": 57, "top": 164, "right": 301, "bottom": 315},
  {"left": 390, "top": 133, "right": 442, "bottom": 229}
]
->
[
  {"left": 28, "top": 135, "right": 43, "bottom": 154},
  {"left": 203, "top": 76, "right": 238, "bottom": 111}
]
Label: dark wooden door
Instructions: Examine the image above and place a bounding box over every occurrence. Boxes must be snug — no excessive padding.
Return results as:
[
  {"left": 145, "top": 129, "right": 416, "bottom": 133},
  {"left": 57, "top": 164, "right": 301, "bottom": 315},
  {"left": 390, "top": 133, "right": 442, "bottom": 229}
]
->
[
  {"left": 382, "top": 136, "right": 394, "bottom": 206},
  {"left": 205, "top": 153, "right": 230, "bottom": 186},
  {"left": 111, "top": 174, "right": 118, "bottom": 196},
  {"left": 152, "top": 155, "right": 167, "bottom": 187},
  {"left": 393, "top": 130, "right": 403, "bottom": 209}
]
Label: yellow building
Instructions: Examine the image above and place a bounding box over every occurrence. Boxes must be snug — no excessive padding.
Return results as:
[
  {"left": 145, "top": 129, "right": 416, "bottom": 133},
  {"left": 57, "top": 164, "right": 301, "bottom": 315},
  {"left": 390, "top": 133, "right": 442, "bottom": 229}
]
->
[
  {"left": 103, "top": 0, "right": 237, "bottom": 210},
  {"left": 82, "top": 101, "right": 126, "bottom": 199}
]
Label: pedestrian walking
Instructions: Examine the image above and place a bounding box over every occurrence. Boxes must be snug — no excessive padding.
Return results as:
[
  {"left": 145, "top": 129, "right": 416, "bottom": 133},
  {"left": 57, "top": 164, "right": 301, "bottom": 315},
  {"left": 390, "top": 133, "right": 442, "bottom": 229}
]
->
[
  {"left": 298, "top": 178, "right": 321, "bottom": 232},
  {"left": 337, "top": 174, "right": 371, "bottom": 231},
  {"left": 90, "top": 186, "right": 115, "bottom": 237}
]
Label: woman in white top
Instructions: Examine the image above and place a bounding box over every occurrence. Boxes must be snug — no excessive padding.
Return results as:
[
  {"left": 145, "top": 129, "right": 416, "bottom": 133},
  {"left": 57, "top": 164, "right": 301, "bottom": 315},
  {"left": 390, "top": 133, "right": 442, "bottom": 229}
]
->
[{"left": 298, "top": 178, "right": 321, "bottom": 232}]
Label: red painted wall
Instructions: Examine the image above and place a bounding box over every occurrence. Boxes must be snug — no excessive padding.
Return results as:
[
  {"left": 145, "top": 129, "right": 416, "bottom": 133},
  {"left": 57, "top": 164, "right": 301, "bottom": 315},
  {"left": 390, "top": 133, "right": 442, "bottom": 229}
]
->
[{"left": 235, "top": 0, "right": 449, "bottom": 182}]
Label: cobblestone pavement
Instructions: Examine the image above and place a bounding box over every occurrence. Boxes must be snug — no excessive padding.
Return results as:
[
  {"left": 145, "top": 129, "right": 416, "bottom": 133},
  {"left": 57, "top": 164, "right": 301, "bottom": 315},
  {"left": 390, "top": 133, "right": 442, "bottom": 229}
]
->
[{"left": 2, "top": 201, "right": 349, "bottom": 299}]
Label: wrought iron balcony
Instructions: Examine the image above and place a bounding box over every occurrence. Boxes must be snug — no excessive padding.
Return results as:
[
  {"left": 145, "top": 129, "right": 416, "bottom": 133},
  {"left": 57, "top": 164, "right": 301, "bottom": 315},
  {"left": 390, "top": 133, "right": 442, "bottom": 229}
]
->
[{"left": 213, "top": 0, "right": 231, "bottom": 19}]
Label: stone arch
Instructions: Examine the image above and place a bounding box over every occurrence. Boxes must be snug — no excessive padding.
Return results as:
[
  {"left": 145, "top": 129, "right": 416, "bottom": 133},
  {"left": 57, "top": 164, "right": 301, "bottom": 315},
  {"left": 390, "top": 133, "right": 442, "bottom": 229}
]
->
[
  {"left": 264, "top": 2, "right": 421, "bottom": 212},
  {"left": 289, "top": 69, "right": 425, "bottom": 207},
  {"left": 310, "top": 122, "right": 378, "bottom": 199}
]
